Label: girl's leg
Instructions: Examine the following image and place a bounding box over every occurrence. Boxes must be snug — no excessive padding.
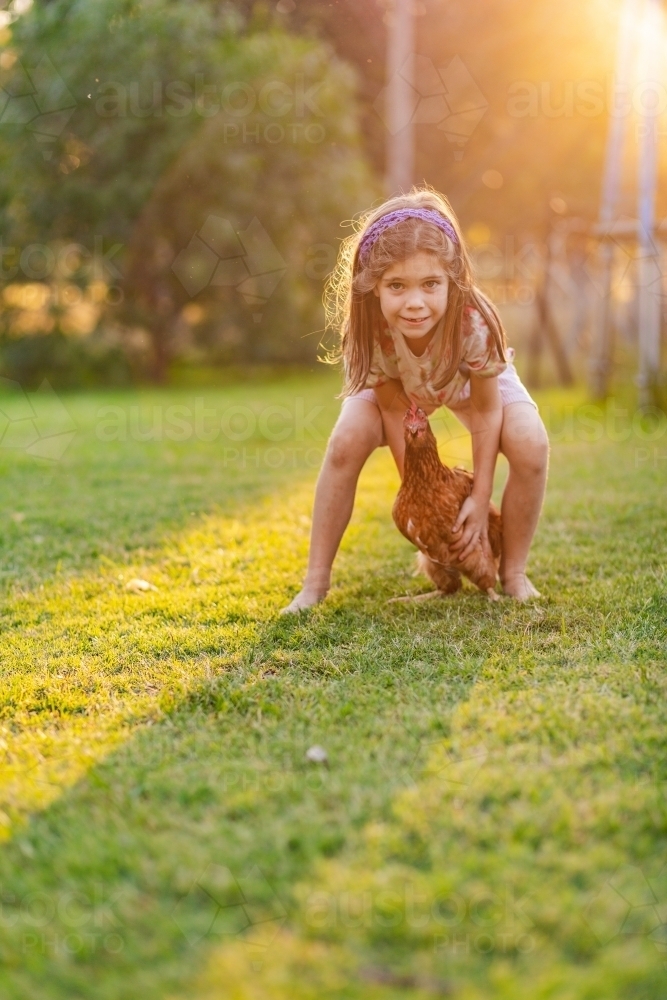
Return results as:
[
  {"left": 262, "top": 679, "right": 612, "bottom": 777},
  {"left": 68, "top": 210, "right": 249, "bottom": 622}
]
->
[
  {"left": 449, "top": 400, "right": 549, "bottom": 600},
  {"left": 281, "top": 398, "right": 385, "bottom": 613},
  {"left": 497, "top": 402, "right": 549, "bottom": 599}
]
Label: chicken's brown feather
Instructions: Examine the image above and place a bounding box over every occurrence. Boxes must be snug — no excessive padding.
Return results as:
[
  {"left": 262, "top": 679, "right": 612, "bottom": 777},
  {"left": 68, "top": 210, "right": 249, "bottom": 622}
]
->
[{"left": 392, "top": 408, "right": 502, "bottom": 598}]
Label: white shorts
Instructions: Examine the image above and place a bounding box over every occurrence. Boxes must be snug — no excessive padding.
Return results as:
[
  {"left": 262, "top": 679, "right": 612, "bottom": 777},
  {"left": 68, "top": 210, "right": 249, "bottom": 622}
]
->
[{"left": 346, "top": 361, "right": 536, "bottom": 417}]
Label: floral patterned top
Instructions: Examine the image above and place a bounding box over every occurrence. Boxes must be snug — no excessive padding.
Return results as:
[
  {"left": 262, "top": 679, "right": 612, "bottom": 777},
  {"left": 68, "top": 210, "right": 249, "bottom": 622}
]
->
[{"left": 365, "top": 304, "right": 508, "bottom": 410}]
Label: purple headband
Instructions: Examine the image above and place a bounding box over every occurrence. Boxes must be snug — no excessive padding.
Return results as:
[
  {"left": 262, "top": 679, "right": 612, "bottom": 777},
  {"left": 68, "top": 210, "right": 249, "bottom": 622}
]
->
[{"left": 358, "top": 207, "right": 458, "bottom": 264}]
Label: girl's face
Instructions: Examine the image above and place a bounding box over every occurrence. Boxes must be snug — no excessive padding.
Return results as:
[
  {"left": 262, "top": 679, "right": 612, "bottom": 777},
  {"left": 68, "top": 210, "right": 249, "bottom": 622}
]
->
[{"left": 374, "top": 252, "right": 449, "bottom": 347}]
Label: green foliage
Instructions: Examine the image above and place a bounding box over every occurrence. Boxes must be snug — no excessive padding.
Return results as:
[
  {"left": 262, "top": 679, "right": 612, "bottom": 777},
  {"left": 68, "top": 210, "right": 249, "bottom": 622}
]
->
[
  {"left": 0, "top": 1, "right": 377, "bottom": 376},
  {"left": 0, "top": 331, "right": 134, "bottom": 388},
  {"left": 0, "top": 376, "right": 664, "bottom": 998}
]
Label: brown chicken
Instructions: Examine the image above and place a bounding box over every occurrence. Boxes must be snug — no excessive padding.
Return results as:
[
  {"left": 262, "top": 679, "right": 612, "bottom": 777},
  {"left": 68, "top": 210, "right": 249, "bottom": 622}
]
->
[{"left": 391, "top": 402, "right": 502, "bottom": 601}]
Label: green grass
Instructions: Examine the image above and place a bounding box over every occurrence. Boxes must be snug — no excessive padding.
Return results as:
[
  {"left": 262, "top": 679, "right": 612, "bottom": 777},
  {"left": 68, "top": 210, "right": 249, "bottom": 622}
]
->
[{"left": 0, "top": 371, "right": 665, "bottom": 1000}]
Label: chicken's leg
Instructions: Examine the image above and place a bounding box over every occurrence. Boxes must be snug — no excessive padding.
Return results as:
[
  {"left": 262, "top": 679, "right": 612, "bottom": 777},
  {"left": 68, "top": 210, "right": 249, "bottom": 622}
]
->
[
  {"left": 417, "top": 552, "right": 462, "bottom": 594},
  {"left": 387, "top": 589, "right": 449, "bottom": 604}
]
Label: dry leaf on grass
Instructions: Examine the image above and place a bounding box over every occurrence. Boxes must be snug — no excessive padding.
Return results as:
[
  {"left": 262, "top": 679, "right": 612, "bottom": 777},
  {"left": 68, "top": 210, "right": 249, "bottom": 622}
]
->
[
  {"left": 305, "top": 745, "right": 328, "bottom": 765},
  {"left": 125, "top": 578, "right": 157, "bottom": 593}
]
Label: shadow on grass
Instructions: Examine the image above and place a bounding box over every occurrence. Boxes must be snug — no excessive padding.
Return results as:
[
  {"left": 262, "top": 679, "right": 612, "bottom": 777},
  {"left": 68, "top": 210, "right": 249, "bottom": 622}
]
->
[
  {"left": 0, "top": 381, "right": 489, "bottom": 997},
  {"left": 6, "top": 384, "right": 664, "bottom": 998},
  {"left": 0, "top": 600, "right": 484, "bottom": 1000},
  {"left": 0, "top": 377, "right": 339, "bottom": 594}
]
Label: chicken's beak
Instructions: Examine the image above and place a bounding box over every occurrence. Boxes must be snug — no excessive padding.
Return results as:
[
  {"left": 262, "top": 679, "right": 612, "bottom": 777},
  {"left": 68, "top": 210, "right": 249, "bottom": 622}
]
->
[{"left": 404, "top": 404, "right": 427, "bottom": 438}]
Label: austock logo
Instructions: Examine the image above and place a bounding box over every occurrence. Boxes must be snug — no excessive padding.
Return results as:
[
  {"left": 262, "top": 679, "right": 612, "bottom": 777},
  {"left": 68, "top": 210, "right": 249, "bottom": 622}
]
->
[
  {"left": 0, "top": 378, "right": 76, "bottom": 461},
  {"left": 580, "top": 215, "right": 663, "bottom": 299},
  {"left": 171, "top": 216, "right": 287, "bottom": 321},
  {"left": 0, "top": 881, "right": 127, "bottom": 957},
  {"left": 374, "top": 54, "right": 488, "bottom": 158},
  {"left": 0, "top": 53, "right": 75, "bottom": 159},
  {"left": 584, "top": 863, "right": 667, "bottom": 964},
  {"left": 171, "top": 864, "right": 287, "bottom": 964}
]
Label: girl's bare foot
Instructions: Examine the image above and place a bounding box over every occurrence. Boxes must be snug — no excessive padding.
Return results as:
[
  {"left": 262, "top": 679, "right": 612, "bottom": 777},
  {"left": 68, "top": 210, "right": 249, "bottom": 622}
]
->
[
  {"left": 280, "top": 572, "right": 330, "bottom": 614},
  {"left": 280, "top": 588, "right": 328, "bottom": 614},
  {"left": 501, "top": 571, "right": 541, "bottom": 601}
]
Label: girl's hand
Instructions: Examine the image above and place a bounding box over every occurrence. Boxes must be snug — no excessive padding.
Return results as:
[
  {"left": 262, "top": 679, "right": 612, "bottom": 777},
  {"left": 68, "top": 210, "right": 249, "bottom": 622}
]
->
[
  {"left": 374, "top": 379, "right": 436, "bottom": 415},
  {"left": 450, "top": 495, "right": 489, "bottom": 562}
]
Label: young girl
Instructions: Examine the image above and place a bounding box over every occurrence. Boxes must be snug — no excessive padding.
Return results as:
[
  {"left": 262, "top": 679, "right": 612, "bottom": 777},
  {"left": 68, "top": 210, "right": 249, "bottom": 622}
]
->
[{"left": 282, "top": 188, "right": 548, "bottom": 612}]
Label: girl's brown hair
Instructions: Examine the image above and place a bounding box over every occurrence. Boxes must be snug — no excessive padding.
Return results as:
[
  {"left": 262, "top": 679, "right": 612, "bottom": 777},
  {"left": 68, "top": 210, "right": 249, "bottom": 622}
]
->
[{"left": 324, "top": 186, "right": 506, "bottom": 396}]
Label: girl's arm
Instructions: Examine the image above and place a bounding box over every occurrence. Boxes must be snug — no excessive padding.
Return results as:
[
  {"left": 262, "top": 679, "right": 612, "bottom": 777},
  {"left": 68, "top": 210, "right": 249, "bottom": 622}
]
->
[
  {"left": 374, "top": 379, "right": 410, "bottom": 479},
  {"left": 373, "top": 377, "right": 411, "bottom": 413},
  {"left": 373, "top": 378, "right": 438, "bottom": 416},
  {"left": 450, "top": 373, "right": 502, "bottom": 561},
  {"left": 374, "top": 379, "right": 437, "bottom": 480}
]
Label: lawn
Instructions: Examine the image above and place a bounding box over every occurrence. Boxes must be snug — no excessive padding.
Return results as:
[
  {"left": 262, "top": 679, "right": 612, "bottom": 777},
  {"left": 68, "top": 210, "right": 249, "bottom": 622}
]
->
[{"left": 0, "top": 370, "right": 665, "bottom": 1000}]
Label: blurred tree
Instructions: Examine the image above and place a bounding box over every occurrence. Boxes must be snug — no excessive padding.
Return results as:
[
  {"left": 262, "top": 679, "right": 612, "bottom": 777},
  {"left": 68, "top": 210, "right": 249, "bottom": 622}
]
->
[
  {"left": 2, "top": 0, "right": 651, "bottom": 385},
  {"left": 227, "top": 0, "right": 388, "bottom": 172},
  {"left": 411, "top": 0, "right": 627, "bottom": 234},
  {"left": 0, "top": 0, "right": 377, "bottom": 379},
  {"left": 269, "top": 0, "right": 650, "bottom": 237}
]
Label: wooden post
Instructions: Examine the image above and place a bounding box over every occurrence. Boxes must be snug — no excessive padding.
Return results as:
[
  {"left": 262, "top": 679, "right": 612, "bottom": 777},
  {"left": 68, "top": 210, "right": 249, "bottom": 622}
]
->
[
  {"left": 526, "top": 302, "right": 543, "bottom": 389},
  {"left": 527, "top": 211, "right": 574, "bottom": 389},
  {"left": 589, "top": 0, "right": 637, "bottom": 398},
  {"left": 636, "top": 0, "right": 663, "bottom": 406},
  {"left": 542, "top": 228, "right": 574, "bottom": 386},
  {"left": 386, "top": 0, "right": 414, "bottom": 195}
]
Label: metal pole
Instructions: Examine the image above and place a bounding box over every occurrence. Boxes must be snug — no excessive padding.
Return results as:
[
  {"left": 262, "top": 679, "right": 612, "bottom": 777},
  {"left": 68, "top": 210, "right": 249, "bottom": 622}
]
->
[
  {"left": 636, "top": 0, "right": 663, "bottom": 406},
  {"left": 386, "top": 0, "right": 414, "bottom": 195},
  {"left": 589, "top": 0, "right": 637, "bottom": 398}
]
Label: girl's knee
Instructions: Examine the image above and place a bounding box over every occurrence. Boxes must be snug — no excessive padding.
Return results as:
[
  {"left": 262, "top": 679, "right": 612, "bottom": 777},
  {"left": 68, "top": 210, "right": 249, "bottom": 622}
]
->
[
  {"left": 502, "top": 402, "right": 541, "bottom": 438},
  {"left": 327, "top": 430, "right": 357, "bottom": 470},
  {"left": 327, "top": 418, "right": 380, "bottom": 471},
  {"left": 512, "top": 431, "right": 549, "bottom": 479},
  {"left": 502, "top": 409, "right": 549, "bottom": 478},
  {"left": 533, "top": 419, "right": 549, "bottom": 467},
  {"left": 528, "top": 439, "right": 549, "bottom": 478}
]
